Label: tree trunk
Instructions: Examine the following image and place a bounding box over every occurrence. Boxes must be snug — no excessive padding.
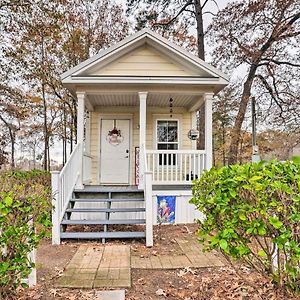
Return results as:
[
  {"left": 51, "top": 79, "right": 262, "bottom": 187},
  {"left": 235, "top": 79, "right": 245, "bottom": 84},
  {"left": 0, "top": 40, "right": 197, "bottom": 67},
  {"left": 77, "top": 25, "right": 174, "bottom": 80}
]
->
[
  {"left": 197, "top": 106, "right": 205, "bottom": 149},
  {"left": 40, "top": 33, "right": 49, "bottom": 171},
  {"left": 239, "top": 136, "right": 243, "bottom": 164},
  {"left": 222, "top": 123, "right": 225, "bottom": 165},
  {"left": 73, "top": 98, "right": 77, "bottom": 145},
  {"left": 227, "top": 63, "right": 258, "bottom": 164},
  {"left": 47, "top": 141, "right": 50, "bottom": 171},
  {"left": 0, "top": 115, "right": 16, "bottom": 169},
  {"left": 42, "top": 82, "right": 48, "bottom": 171},
  {"left": 9, "top": 128, "right": 15, "bottom": 169},
  {"left": 63, "top": 102, "right": 67, "bottom": 164},
  {"left": 33, "top": 143, "right": 36, "bottom": 169},
  {"left": 70, "top": 121, "right": 73, "bottom": 153},
  {"left": 194, "top": 0, "right": 205, "bottom": 60}
]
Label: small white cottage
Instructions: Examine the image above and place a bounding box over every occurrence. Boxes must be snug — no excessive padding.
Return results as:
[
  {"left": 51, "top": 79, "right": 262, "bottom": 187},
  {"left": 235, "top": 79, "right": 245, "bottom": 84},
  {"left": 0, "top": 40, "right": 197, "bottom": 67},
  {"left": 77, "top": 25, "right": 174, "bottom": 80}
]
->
[{"left": 51, "top": 29, "right": 229, "bottom": 246}]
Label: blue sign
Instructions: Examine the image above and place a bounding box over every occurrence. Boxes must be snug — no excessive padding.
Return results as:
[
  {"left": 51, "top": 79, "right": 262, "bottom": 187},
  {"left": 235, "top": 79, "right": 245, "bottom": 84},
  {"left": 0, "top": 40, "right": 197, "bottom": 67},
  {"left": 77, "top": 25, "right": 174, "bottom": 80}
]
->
[{"left": 157, "top": 196, "right": 176, "bottom": 224}]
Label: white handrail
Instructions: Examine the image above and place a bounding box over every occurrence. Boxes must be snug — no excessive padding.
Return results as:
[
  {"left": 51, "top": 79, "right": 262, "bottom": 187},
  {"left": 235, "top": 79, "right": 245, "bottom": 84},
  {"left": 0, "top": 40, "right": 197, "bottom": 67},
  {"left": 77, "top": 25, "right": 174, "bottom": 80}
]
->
[
  {"left": 146, "top": 149, "right": 206, "bottom": 154},
  {"left": 58, "top": 143, "right": 82, "bottom": 222},
  {"left": 145, "top": 149, "right": 206, "bottom": 184},
  {"left": 51, "top": 143, "right": 83, "bottom": 245}
]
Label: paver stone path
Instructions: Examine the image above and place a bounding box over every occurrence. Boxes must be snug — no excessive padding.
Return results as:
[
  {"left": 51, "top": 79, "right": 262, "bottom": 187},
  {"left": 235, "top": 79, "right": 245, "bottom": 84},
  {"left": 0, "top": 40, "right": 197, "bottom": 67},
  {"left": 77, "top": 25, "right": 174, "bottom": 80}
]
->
[
  {"left": 56, "top": 245, "right": 130, "bottom": 288},
  {"left": 56, "top": 237, "right": 224, "bottom": 289},
  {"left": 131, "top": 238, "right": 224, "bottom": 269}
]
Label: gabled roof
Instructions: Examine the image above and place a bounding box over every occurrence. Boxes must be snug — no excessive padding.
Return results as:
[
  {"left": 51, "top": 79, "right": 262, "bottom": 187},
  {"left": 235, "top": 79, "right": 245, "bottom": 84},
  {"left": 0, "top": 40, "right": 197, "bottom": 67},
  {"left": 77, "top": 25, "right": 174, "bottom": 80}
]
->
[{"left": 61, "top": 28, "right": 229, "bottom": 88}]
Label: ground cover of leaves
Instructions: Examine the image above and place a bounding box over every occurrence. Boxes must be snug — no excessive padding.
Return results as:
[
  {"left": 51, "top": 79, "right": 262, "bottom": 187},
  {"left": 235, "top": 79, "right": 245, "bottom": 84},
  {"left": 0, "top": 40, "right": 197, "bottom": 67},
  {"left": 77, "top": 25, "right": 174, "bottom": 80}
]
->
[{"left": 14, "top": 225, "right": 298, "bottom": 300}]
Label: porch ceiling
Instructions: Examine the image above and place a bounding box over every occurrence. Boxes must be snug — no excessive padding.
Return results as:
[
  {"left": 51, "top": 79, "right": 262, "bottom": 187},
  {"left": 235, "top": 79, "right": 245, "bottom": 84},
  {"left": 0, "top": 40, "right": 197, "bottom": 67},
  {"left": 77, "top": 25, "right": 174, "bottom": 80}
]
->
[{"left": 87, "top": 93, "right": 201, "bottom": 108}]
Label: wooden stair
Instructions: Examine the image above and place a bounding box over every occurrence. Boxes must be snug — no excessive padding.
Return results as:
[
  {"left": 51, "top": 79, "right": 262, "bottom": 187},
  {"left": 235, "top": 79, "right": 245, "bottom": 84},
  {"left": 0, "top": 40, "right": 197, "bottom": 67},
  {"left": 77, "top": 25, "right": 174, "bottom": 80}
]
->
[{"left": 60, "top": 186, "right": 146, "bottom": 242}]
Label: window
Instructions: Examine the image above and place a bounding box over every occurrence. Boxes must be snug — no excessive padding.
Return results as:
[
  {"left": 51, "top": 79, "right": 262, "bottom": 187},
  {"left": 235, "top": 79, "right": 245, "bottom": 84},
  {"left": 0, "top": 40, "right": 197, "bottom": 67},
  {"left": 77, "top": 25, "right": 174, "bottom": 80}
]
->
[{"left": 157, "top": 120, "right": 178, "bottom": 165}]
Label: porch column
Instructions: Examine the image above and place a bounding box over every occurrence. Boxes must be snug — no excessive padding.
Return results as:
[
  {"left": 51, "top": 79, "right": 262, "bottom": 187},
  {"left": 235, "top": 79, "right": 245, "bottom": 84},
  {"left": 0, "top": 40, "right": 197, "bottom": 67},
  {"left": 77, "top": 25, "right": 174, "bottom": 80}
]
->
[
  {"left": 204, "top": 93, "right": 214, "bottom": 170},
  {"left": 77, "top": 92, "right": 86, "bottom": 145},
  {"left": 76, "top": 92, "right": 86, "bottom": 189},
  {"left": 138, "top": 92, "right": 148, "bottom": 189}
]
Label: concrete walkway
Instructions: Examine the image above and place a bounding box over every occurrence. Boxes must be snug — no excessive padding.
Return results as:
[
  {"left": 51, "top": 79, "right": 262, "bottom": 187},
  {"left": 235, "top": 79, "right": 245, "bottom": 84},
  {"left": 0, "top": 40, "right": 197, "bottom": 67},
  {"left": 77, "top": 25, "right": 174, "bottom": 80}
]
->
[{"left": 56, "top": 238, "right": 224, "bottom": 289}]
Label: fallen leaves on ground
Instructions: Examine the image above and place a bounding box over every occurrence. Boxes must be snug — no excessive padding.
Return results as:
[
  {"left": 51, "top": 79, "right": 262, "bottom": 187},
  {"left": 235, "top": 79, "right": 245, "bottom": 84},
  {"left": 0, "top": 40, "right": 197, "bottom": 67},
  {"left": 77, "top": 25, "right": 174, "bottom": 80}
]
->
[{"left": 128, "top": 266, "right": 298, "bottom": 300}]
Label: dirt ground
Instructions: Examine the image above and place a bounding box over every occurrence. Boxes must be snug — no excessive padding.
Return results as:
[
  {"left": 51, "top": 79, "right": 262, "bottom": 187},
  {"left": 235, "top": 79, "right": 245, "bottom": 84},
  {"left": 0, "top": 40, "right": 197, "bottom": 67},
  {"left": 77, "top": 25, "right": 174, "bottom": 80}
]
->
[{"left": 14, "top": 225, "right": 298, "bottom": 300}]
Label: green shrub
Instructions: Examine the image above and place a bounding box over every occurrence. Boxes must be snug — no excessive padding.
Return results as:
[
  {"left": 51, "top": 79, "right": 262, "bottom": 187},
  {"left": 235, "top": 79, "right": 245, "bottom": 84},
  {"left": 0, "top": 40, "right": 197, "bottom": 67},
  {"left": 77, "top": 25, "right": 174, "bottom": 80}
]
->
[
  {"left": 0, "top": 170, "right": 51, "bottom": 299},
  {"left": 191, "top": 159, "right": 300, "bottom": 293}
]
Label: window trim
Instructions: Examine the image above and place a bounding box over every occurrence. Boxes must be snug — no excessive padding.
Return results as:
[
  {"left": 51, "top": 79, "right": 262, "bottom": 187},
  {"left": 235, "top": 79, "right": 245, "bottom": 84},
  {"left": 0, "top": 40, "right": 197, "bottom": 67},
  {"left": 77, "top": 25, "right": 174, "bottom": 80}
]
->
[{"left": 153, "top": 115, "right": 182, "bottom": 150}]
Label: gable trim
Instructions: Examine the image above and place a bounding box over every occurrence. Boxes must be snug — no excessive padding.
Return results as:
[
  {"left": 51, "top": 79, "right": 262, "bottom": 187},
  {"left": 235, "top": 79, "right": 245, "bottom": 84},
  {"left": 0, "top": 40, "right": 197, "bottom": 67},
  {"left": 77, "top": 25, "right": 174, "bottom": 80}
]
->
[{"left": 61, "top": 29, "right": 229, "bottom": 83}]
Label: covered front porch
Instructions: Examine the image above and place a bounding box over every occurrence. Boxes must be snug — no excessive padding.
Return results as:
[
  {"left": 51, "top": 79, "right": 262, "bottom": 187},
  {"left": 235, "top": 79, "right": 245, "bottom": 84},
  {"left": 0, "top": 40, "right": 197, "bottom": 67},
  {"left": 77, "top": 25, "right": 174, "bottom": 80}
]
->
[{"left": 76, "top": 89, "right": 214, "bottom": 188}]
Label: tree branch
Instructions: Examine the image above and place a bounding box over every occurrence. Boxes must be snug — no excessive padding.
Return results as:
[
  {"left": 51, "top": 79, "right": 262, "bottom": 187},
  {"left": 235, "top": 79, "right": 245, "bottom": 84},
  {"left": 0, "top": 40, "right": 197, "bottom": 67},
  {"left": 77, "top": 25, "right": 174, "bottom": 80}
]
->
[
  {"left": 153, "top": 0, "right": 193, "bottom": 27},
  {"left": 203, "top": 11, "right": 217, "bottom": 17},
  {"left": 255, "top": 74, "right": 285, "bottom": 118},
  {"left": 185, "top": 9, "right": 195, "bottom": 15},
  {"left": 201, "top": 0, "right": 209, "bottom": 10},
  {"left": 259, "top": 59, "right": 300, "bottom": 68}
]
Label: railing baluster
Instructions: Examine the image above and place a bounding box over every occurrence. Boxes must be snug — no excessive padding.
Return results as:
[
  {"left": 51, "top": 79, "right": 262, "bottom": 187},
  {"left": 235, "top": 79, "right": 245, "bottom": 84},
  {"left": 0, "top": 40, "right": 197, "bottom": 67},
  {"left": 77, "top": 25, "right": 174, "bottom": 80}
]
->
[
  {"left": 170, "top": 153, "right": 173, "bottom": 182},
  {"left": 179, "top": 153, "right": 182, "bottom": 182},
  {"left": 184, "top": 154, "right": 187, "bottom": 182},
  {"left": 162, "top": 153, "right": 164, "bottom": 182},
  {"left": 198, "top": 153, "right": 200, "bottom": 178},
  {"left": 152, "top": 153, "right": 155, "bottom": 181},
  {"left": 189, "top": 154, "right": 192, "bottom": 182},
  {"left": 175, "top": 153, "right": 178, "bottom": 182},
  {"left": 156, "top": 153, "right": 159, "bottom": 182},
  {"left": 193, "top": 154, "right": 196, "bottom": 180},
  {"left": 147, "top": 153, "right": 150, "bottom": 172},
  {"left": 166, "top": 152, "right": 169, "bottom": 182}
]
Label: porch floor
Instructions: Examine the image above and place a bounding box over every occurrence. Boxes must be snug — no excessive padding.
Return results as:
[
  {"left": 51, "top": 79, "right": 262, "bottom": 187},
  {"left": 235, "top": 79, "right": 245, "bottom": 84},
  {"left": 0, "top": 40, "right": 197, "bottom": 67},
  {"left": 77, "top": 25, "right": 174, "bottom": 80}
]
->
[
  {"left": 75, "top": 184, "right": 193, "bottom": 192},
  {"left": 74, "top": 185, "right": 139, "bottom": 193}
]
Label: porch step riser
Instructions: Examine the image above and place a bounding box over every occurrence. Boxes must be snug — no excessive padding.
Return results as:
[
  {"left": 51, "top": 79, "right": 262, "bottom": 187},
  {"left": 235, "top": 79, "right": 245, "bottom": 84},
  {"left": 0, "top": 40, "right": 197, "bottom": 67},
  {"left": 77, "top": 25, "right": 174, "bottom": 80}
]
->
[
  {"left": 66, "top": 208, "right": 145, "bottom": 213},
  {"left": 74, "top": 192, "right": 144, "bottom": 200},
  {"left": 61, "top": 219, "right": 146, "bottom": 225},
  {"left": 70, "top": 198, "right": 144, "bottom": 203},
  {"left": 61, "top": 231, "right": 146, "bottom": 239}
]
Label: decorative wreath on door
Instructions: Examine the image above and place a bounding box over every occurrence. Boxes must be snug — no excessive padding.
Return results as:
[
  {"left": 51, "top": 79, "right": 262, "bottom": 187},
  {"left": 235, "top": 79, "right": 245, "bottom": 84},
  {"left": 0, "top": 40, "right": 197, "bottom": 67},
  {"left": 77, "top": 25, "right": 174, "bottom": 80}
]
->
[{"left": 106, "top": 120, "right": 124, "bottom": 146}]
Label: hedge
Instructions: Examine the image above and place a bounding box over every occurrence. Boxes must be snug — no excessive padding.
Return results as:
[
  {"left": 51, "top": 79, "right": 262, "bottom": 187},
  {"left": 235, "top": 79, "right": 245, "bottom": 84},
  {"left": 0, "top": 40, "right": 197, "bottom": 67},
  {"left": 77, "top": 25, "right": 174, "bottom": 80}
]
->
[
  {"left": 0, "top": 170, "right": 51, "bottom": 298},
  {"left": 191, "top": 159, "right": 300, "bottom": 293}
]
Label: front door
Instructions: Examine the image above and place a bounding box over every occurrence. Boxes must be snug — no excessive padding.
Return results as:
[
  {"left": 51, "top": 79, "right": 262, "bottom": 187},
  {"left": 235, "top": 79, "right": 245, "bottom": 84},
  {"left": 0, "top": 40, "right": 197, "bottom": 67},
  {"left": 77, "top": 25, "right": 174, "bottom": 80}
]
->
[{"left": 100, "top": 119, "right": 130, "bottom": 184}]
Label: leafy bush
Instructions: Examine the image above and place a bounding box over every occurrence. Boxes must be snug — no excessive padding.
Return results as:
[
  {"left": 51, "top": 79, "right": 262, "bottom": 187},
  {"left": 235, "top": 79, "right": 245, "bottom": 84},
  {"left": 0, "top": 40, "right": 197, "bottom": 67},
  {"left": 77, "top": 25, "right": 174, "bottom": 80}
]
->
[
  {"left": 0, "top": 170, "right": 51, "bottom": 299},
  {"left": 191, "top": 159, "right": 300, "bottom": 293}
]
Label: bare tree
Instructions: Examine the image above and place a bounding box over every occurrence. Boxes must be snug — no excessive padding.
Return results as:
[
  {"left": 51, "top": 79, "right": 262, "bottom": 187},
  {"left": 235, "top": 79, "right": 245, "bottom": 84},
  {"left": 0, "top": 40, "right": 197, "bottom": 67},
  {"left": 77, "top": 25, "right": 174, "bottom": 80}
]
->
[{"left": 208, "top": 0, "right": 300, "bottom": 164}]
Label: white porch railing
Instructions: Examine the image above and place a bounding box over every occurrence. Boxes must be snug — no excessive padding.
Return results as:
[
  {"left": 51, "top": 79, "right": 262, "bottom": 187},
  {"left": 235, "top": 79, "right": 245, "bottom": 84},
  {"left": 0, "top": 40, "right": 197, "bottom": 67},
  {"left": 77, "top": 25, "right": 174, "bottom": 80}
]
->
[
  {"left": 83, "top": 152, "right": 92, "bottom": 183},
  {"left": 51, "top": 142, "right": 82, "bottom": 244},
  {"left": 145, "top": 150, "right": 206, "bottom": 184}
]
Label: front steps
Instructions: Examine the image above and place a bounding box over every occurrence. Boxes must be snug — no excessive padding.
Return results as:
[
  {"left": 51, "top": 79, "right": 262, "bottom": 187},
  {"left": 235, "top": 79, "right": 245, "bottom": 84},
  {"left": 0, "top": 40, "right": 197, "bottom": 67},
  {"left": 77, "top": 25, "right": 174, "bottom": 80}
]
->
[{"left": 60, "top": 186, "right": 146, "bottom": 242}]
